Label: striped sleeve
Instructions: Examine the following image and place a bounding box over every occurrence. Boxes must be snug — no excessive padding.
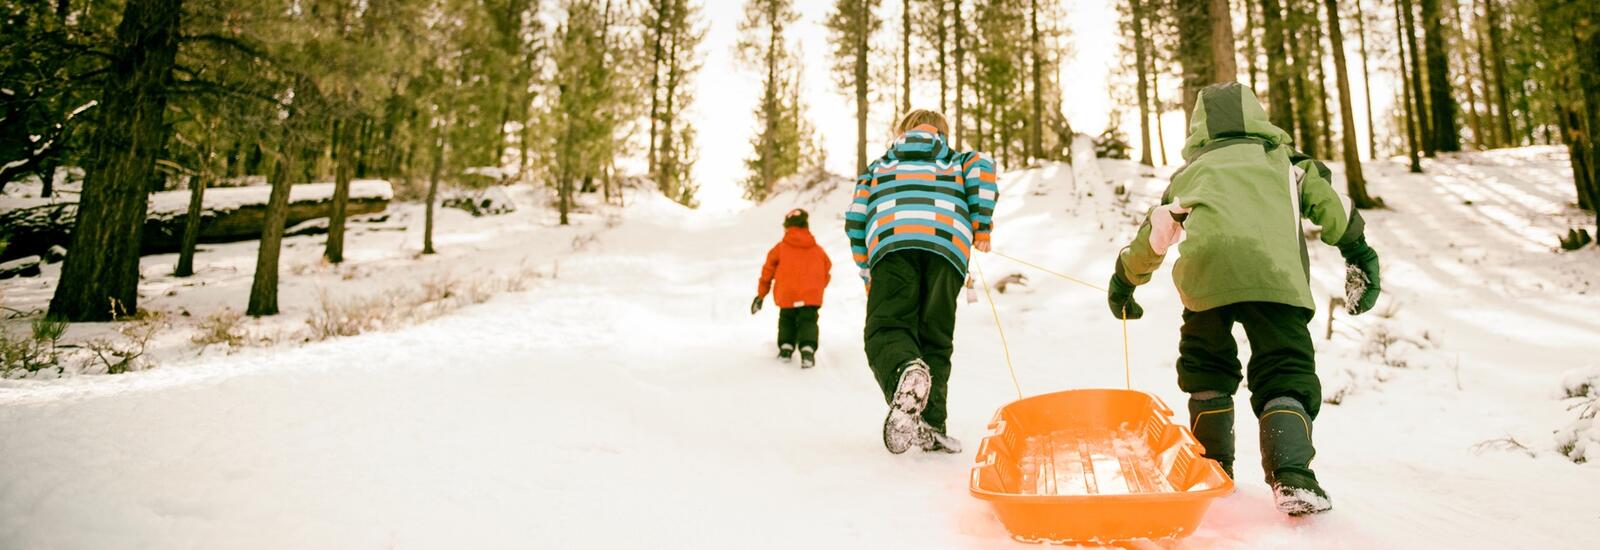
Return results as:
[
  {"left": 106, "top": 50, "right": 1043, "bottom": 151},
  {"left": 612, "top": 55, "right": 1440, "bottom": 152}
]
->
[
  {"left": 963, "top": 153, "right": 998, "bottom": 242},
  {"left": 844, "top": 166, "right": 874, "bottom": 270}
]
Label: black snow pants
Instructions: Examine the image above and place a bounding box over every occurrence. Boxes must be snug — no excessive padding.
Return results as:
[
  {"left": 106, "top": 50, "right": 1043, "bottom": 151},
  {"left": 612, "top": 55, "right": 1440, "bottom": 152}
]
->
[
  {"left": 864, "top": 250, "right": 963, "bottom": 432},
  {"left": 777, "top": 306, "right": 820, "bottom": 350},
  {"left": 1176, "top": 301, "right": 1321, "bottom": 418}
]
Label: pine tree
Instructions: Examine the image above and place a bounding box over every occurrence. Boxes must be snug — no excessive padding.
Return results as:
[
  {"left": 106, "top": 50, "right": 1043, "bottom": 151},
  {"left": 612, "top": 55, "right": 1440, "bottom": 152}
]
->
[
  {"left": 738, "top": 0, "right": 807, "bottom": 201},
  {"left": 1353, "top": 0, "right": 1377, "bottom": 159},
  {"left": 1399, "top": 0, "right": 1432, "bottom": 156},
  {"left": 827, "top": 0, "right": 882, "bottom": 176},
  {"left": 657, "top": 0, "right": 705, "bottom": 207},
  {"left": 1258, "top": 0, "right": 1296, "bottom": 138},
  {"left": 1322, "top": 0, "right": 1377, "bottom": 207},
  {"left": 1394, "top": 0, "right": 1423, "bottom": 173},
  {"left": 1129, "top": 0, "right": 1155, "bottom": 166},
  {"left": 1483, "top": 0, "right": 1514, "bottom": 147},
  {"left": 48, "top": 0, "right": 184, "bottom": 321},
  {"left": 1418, "top": 0, "right": 1460, "bottom": 152}
]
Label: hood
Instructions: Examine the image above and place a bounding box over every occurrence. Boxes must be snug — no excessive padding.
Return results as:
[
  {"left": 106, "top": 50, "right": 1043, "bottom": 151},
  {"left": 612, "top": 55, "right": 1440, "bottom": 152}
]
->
[
  {"left": 1180, "top": 82, "right": 1292, "bottom": 162},
  {"left": 782, "top": 227, "right": 816, "bottom": 247},
  {"left": 885, "top": 124, "right": 955, "bottom": 162}
]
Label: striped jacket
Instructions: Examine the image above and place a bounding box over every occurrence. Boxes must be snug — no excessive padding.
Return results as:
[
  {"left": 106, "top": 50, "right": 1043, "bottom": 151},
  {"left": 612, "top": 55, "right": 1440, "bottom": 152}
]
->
[{"left": 845, "top": 124, "right": 998, "bottom": 281}]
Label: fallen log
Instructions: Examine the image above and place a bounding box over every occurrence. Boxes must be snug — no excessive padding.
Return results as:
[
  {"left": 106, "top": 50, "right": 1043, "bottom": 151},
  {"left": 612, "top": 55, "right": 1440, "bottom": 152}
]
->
[{"left": 0, "top": 180, "right": 391, "bottom": 261}]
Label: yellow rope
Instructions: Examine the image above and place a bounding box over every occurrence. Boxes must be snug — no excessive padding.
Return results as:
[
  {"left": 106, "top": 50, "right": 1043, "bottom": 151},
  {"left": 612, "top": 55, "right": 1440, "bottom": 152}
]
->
[
  {"left": 973, "top": 256, "right": 1024, "bottom": 399},
  {"left": 1122, "top": 314, "right": 1131, "bottom": 390},
  {"left": 991, "top": 251, "right": 1106, "bottom": 293},
  {"left": 986, "top": 250, "right": 1133, "bottom": 390}
]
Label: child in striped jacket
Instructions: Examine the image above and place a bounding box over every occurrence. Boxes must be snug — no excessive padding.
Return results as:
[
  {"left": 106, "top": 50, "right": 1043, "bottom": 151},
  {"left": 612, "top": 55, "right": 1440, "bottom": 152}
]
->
[{"left": 845, "top": 109, "right": 998, "bottom": 455}]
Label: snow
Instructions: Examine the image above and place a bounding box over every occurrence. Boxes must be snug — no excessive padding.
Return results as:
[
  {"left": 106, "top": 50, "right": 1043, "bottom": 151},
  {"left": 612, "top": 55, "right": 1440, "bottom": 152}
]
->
[
  {"left": 144, "top": 179, "right": 394, "bottom": 218},
  {"left": 1, "top": 146, "right": 1598, "bottom": 548},
  {"left": 1, "top": 179, "right": 390, "bottom": 218}
]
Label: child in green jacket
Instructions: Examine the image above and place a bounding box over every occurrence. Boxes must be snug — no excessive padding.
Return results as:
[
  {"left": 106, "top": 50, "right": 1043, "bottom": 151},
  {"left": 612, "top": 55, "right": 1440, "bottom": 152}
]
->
[{"left": 1107, "top": 82, "right": 1381, "bottom": 517}]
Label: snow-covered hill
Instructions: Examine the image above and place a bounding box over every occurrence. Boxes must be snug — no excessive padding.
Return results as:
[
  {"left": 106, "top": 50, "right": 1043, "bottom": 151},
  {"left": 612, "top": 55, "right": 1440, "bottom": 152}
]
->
[{"left": 0, "top": 147, "right": 1596, "bottom": 549}]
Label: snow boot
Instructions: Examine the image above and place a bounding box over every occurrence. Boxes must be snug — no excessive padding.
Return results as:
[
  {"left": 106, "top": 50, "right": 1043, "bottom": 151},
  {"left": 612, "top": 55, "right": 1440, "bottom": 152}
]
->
[
  {"left": 1188, "top": 392, "right": 1236, "bottom": 479},
  {"left": 882, "top": 359, "right": 933, "bottom": 454},
  {"left": 778, "top": 344, "right": 795, "bottom": 363},
  {"left": 1260, "top": 397, "right": 1332, "bottom": 516},
  {"left": 919, "top": 420, "right": 962, "bottom": 454},
  {"left": 799, "top": 346, "right": 816, "bottom": 369}
]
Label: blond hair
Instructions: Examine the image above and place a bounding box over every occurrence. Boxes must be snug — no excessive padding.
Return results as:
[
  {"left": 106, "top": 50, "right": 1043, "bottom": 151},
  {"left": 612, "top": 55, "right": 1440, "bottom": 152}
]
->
[{"left": 894, "top": 109, "right": 950, "bottom": 136}]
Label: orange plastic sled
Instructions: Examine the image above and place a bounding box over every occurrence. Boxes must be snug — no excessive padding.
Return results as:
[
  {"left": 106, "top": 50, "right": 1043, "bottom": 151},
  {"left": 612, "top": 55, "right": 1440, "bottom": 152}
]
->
[{"left": 969, "top": 389, "right": 1234, "bottom": 544}]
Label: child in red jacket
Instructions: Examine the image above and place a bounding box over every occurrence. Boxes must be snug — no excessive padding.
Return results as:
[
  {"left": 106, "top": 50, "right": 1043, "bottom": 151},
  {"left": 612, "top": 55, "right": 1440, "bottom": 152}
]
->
[{"left": 751, "top": 209, "right": 832, "bottom": 368}]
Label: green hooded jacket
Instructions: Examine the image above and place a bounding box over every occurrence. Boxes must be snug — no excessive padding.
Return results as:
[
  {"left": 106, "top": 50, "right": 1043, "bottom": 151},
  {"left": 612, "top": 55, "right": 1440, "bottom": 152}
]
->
[{"left": 1116, "top": 82, "right": 1366, "bottom": 312}]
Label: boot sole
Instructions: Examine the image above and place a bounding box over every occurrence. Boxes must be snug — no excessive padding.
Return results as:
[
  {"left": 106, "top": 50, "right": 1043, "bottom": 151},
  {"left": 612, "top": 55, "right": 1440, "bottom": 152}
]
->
[
  {"left": 883, "top": 365, "right": 932, "bottom": 454},
  {"left": 1274, "top": 485, "right": 1333, "bottom": 517}
]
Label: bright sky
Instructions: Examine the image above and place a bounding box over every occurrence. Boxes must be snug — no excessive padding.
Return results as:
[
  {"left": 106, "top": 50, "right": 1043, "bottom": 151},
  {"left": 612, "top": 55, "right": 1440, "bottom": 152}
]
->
[{"left": 686, "top": 0, "right": 1395, "bottom": 211}]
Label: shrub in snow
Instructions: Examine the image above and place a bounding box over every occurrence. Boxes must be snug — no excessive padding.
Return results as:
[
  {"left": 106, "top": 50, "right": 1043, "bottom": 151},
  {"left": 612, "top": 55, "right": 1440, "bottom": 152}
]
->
[
  {"left": 1094, "top": 126, "right": 1131, "bottom": 159},
  {"left": 191, "top": 309, "right": 248, "bottom": 349},
  {"left": 0, "top": 318, "right": 67, "bottom": 376},
  {"left": 1557, "top": 228, "right": 1593, "bottom": 251},
  {"left": 84, "top": 311, "right": 166, "bottom": 375},
  {"left": 1555, "top": 367, "right": 1600, "bottom": 464},
  {"left": 304, "top": 266, "right": 544, "bottom": 342}
]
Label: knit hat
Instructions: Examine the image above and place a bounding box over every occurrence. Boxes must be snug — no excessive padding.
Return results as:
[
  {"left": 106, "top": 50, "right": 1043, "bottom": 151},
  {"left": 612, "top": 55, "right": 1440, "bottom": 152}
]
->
[{"left": 783, "top": 208, "right": 809, "bottom": 228}]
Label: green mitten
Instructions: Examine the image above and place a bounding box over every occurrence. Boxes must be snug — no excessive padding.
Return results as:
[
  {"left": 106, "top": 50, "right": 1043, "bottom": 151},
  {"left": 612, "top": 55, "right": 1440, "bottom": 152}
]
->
[
  {"left": 1107, "top": 274, "right": 1144, "bottom": 320},
  {"left": 1338, "top": 237, "right": 1381, "bottom": 315}
]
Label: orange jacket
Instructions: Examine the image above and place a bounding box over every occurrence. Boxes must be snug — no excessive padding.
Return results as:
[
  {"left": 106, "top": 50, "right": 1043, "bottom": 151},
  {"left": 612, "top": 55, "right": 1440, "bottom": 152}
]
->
[{"left": 759, "top": 227, "right": 832, "bottom": 308}]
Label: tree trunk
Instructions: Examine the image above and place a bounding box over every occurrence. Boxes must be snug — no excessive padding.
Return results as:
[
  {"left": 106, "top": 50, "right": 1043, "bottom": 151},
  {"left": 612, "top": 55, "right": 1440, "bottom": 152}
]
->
[
  {"left": 647, "top": 0, "right": 665, "bottom": 180},
  {"left": 662, "top": 9, "right": 682, "bottom": 200},
  {"left": 1394, "top": 0, "right": 1423, "bottom": 173},
  {"left": 954, "top": 0, "right": 965, "bottom": 147},
  {"left": 1176, "top": 0, "right": 1212, "bottom": 121},
  {"left": 902, "top": 0, "right": 912, "bottom": 117},
  {"left": 1029, "top": 0, "right": 1042, "bottom": 162},
  {"left": 1399, "top": 0, "right": 1432, "bottom": 156},
  {"left": 174, "top": 143, "right": 210, "bottom": 278},
  {"left": 761, "top": 0, "right": 779, "bottom": 196},
  {"left": 1484, "top": 0, "right": 1513, "bottom": 147},
  {"left": 1323, "top": 0, "right": 1376, "bottom": 208},
  {"left": 1152, "top": 45, "right": 1169, "bottom": 165},
  {"left": 937, "top": 0, "right": 948, "bottom": 113},
  {"left": 425, "top": 135, "right": 444, "bottom": 254},
  {"left": 1354, "top": 0, "right": 1377, "bottom": 159},
  {"left": 1471, "top": 0, "right": 1497, "bottom": 147},
  {"left": 1451, "top": 1, "right": 1483, "bottom": 149},
  {"left": 246, "top": 148, "right": 296, "bottom": 317},
  {"left": 1244, "top": 0, "right": 1260, "bottom": 94},
  {"left": 1208, "top": 0, "right": 1238, "bottom": 84},
  {"left": 1556, "top": 94, "right": 1593, "bottom": 210},
  {"left": 1133, "top": 0, "right": 1154, "bottom": 167},
  {"left": 40, "top": 161, "right": 57, "bottom": 198},
  {"left": 855, "top": 0, "right": 870, "bottom": 175},
  {"left": 1311, "top": 1, "right": 1333, "bottom": 157},
  {"left": 1283, "top": 0, "right": 1316, "bottom": 155},
  {"left": 324, "top": 117, "right": 353, "bottom": 264},
  {"left": 1577, "top": 3, "right": 1600, "bottom": 226},
  {"left": 1259, "top": 0, "right": 1296, "bottom": 138},
  {"left": 48, "top": 0, "right": 183, "bottom": 322},
  {"left": 1419, "top": 0, "right": 1458, "bottom": 152}
]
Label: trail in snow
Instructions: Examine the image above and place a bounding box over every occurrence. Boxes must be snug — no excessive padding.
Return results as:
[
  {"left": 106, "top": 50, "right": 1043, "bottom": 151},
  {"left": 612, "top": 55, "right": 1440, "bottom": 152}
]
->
[{"left": 1, "top": 147, "right": 1597, "bottom": 549}]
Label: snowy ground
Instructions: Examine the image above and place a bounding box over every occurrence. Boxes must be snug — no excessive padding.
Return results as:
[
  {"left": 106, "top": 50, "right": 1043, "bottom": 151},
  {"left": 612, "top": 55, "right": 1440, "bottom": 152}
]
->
[
  {"left": 0, "top": 182, "right": 616, "bottom": 378},
  {"left": 1, "top": 146, "right": 1597, "bottom": 549}
]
